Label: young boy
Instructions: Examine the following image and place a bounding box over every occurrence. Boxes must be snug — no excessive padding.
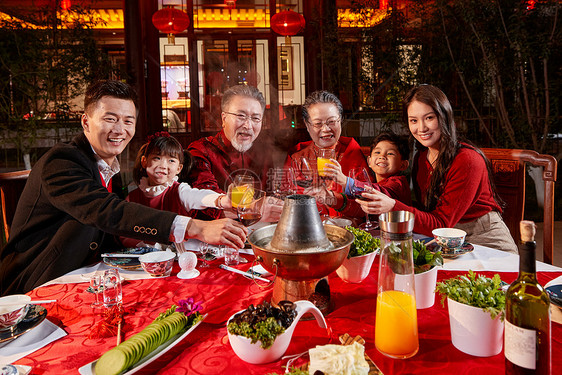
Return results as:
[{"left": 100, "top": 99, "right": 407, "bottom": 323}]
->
[{"left": 329, "top": 132, "right": 411, "bottom": 205}]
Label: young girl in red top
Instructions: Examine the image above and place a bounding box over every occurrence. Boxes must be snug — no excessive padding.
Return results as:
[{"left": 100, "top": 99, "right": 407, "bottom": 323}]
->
[
  {"left": 121, "top": 132, "right": 231, "bottom": 247},
  {"left": 362, "top": 85, "right": 517, "bottom": 253}
]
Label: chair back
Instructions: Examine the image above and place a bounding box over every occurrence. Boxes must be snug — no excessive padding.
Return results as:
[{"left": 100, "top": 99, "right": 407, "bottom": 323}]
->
[
  {"left": 482, "top": 149, "right": 557, "bottom": 264},
  {"left": 0, "top": 169, "right": 30, "bottom": 245}
]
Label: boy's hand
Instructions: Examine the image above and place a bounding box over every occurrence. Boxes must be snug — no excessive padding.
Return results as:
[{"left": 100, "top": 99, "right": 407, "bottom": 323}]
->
[
  {"left": 356, "top": 189, "right": 395, "bottom": 215},
  {"left": 186, "top": 218, "right": 247, "bottom": 248},
  {"left": 323, "top": 159, "right": 347, "bottom": 186}
]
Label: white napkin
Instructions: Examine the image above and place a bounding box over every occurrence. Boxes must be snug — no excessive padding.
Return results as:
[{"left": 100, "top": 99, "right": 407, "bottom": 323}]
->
[
  {"left": 442, "top": 244, "right": 561, "bottom": 272},
  {"left": 40, "top": 261, "right": 167, "bottom": 287},
  {"left": 0, "top": 319, "right": 67, "bottom": 366}
]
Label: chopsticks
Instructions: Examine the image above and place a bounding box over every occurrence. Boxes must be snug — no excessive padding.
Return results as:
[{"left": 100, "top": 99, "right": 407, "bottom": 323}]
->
[
  {"left": 116, "top": 320, "right": 122, "bottom": 346},
  {"left": 101, "top": 253, "right": 143, "bottom": 258},
  {"left": 219, "top": 264, "right": 271, "bottom": 283},
  {"left": 0, "top": 299, "right": 57, "bottom": 306}
]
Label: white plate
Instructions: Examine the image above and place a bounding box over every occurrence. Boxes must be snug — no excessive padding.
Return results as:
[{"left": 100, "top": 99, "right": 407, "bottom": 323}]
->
[{"left": 78, "top": 313, "right": 207, "bottom": 375}]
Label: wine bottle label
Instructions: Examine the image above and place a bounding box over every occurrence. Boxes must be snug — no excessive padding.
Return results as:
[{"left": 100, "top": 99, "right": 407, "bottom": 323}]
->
[{"left": 505, "top": 320, "right": 536, "bottom": 370}]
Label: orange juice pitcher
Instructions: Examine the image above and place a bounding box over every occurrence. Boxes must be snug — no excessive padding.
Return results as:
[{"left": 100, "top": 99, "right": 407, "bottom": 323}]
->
[{"left": 375, "top": 211, "right": 419, "bottom": 359}]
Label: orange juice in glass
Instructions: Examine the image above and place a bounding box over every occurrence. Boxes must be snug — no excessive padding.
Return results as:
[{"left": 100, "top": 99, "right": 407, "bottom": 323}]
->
[
  {"left": 317, "top": 149, "right": 335, "bottom": 177},
  {"left": 375, "top": 290, "right": 419, "bottom": 358},
  {"left": 229, "top": 185, "right": 253, "bottom": 209}
]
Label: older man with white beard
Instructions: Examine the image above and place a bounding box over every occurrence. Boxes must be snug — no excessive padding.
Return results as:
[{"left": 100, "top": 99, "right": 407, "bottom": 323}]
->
[{"left": 187, "top": 85, "right": 283, "bottom": 221}]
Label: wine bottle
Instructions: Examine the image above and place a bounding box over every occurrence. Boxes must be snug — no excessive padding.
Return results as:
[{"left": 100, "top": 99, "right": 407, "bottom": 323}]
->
[{"left": 505, "top": 221, "right": 551, "bottom": 374}]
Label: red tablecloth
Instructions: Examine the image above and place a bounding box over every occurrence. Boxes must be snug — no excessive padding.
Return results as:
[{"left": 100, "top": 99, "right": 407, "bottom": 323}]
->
[{"left": 16, "top": 258, "right": 562, "bottom": 375}]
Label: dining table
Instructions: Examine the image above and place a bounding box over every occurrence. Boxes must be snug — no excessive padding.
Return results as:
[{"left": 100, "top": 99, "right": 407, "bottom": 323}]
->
[{"left": 4, "top": 238, "right": 562, "bottom": 375}]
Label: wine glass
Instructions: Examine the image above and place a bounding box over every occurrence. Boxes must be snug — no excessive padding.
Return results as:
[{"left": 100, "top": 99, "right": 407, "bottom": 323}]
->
[
  {"left": 349, "top": 167, "right": 378, "bottom": 231},
  {"left": 198, "top": 243, "right": 211, "bottom": 268},
  {"left": 228, "top": 174, "right": 256, "bottom": 209},
  {"left": 235, "top": 189, "right": 266, "bottom": 264},
  {"left": 237, "top": 189, "right": 265, "bottom": 228},
  {"left": 271, "top": 167, "right": 296, "bottom": 199},
  {"left": 293, "top": 158, "right": 314, "bottom": 189},
  {"left": 89, "top": 274, "right": 102, "bottom": 308}
]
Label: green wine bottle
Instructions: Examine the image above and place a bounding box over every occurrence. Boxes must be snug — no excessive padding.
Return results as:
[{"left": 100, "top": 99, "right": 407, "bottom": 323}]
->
[{"left": 505, "top": 221, "right": 551, "bottom": 374}]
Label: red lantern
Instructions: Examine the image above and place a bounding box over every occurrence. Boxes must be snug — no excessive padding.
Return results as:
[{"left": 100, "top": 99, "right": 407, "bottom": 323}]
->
[
  {"left": 271, "top": 10, "right": 305, "bottom": 45},
  {"left": 152, "top": 7, "right": 190, "bottom": 43}
]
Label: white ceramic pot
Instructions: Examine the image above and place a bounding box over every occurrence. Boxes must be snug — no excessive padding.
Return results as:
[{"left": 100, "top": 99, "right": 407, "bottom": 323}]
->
[
  {"left": 414, "top": 266, "right": 438, "bottom": 309},
  {"left": 227, "top": 300, "right": 327, "bottom": 364},
  {"left": 447, "top": 297, "right": 504, "bottom": 357},
  {"left": 336, "top": 251, "right": 377, "bottom": 284}
]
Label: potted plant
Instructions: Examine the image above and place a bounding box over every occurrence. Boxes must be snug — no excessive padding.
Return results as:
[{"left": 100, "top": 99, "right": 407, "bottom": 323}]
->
[
  {"left": 335, "top": 227, "right": 380, "bottom": 283},
  {"left": 413, "top": 240, "right": 443, "bottom": 309},
  {"left": 436, "top": 270, "right": 506, "bottom": 357}
]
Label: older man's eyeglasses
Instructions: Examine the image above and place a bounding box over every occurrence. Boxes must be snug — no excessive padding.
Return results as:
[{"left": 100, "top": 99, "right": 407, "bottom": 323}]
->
[
  {"left": 224, "top": 112, "right": 263, "bottom": 125},
  {"left": 309, "top": 117, "right": 341, "bottom": 129}
]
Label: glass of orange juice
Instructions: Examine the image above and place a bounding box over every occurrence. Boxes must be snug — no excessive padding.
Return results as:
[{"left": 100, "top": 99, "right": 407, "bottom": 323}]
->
[
  {"left": 317, "top": 148, "right": 335, "bottom": 177},
  {"left": 228, "top": 175, "right": 255, "bottom": 209},
  {"left": 375, "top": 211, "right": 419, "bottom": 359}
]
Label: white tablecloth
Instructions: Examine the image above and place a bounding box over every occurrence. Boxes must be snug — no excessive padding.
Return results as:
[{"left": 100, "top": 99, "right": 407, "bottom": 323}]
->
[{"left": 443, "top": 243, "right": 561, "bottom": 272}]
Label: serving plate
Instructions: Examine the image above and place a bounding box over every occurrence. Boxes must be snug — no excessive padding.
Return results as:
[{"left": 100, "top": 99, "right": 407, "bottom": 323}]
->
[
  {"left": 102, "top": 247, "right": 160, "bottom": 270},
  {"left": 0, "top": 305, "right": 47, "bottom": 343},
  {"left": 78, "top": 313, "right": 207, "bottom": 375},
  {"left": 299, "top": 333, "right": 382, "bottom": 374},
  {"left": 428, "top": 242, "right": 474, "bottom": 259}
]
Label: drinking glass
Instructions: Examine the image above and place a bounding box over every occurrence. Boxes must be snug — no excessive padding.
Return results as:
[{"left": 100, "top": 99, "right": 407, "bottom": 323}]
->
[
  {"left": 198, "top": 243, "right": 211, "bottom": 268},
  {"left": 317, "top": 148, "right": 336, "bottom": 178},
  {"left": 349, "top": 167, "right": 378, "bottom": 231},
  {"left": 89, "top": 274, "right": 102, "bottom": 308},
  {"left": 228, "top": 175, "right": 256, "bottom": 209},
  {"left": 271, "top": 167, "right": 296, "bottom": 199},
  {"left": 293, "top": 158, "right": 314, "bottom": 189},
  {"left": 223, "top": 246, "right": 240, "bottom": 266},
  {"left": 375, "top": 211, "right": 418, "bottom": 359},
  {"left": 102, "top": 269, "right": 122, "bottom": 308},
  {"left": 236, "top": 189, "right": 265, "bottom": 228}
]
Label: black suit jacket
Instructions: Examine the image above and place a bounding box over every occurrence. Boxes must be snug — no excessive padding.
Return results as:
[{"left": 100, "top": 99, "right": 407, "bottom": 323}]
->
[{"left": 0, "top": 134, "right": 177, "bottom": 295}]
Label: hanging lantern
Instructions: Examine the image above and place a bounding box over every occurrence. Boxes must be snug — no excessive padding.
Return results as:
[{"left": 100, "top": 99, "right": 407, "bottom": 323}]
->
[
  {"left": 271, "top": 10, "right": 305, "bottom": 45},
  {"left": 152, "top": 7, "right": 190, "bottom": 44},
  {"left": 60, "top": 0, "right": 71, "bottom": 11}
]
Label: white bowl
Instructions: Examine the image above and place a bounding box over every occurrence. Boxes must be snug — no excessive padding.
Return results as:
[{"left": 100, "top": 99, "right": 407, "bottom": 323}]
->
[
  {"left": 336, "top": 251, "right": 378, "bottom": 283},
  {"left": 0, "top": 295, "right": 31, "bottom": 331},
  {"left": 432, "top": 228, "right": 467, "bottom": 249},
  {"left": 139, "top": 251, "right": 175, "bottom": 277},
  {"left": 227, "top": 300, "right": 327, "bottom": 364}
]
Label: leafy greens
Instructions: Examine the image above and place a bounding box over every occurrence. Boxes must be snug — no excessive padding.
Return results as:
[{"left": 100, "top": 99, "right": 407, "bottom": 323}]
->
[
  {"left": 436, "top": 270, "right": 505, "bottom": 320},
  {"left": 345, "top": 226, "right": 380, "bottom": 258}
]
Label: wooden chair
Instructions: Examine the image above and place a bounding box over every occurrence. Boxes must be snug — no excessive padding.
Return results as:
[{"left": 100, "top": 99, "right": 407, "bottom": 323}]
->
[
  {"left": 0, "top": 169, "right": 30, "bottom": 245},
  {"left": 481, "top": 149, "right": 557, "bottom": 264}
]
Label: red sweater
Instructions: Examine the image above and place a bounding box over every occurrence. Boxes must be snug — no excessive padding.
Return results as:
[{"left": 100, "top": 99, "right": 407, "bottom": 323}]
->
[
  {"left": 187, "top": 130, "right": 275, "bottom": 220},
  {"left": 393, "top": 146, "right": 501, "bottom": 236},
  {"left": 378, "top": 175, "right": 412, "bottom": 206}
]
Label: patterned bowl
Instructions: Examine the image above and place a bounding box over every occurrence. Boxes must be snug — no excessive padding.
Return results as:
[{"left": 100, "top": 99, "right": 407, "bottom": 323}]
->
[
  {"left": 139, "top": 251, "right": 175, "bottom": 277},
  {"left": 432, "top": 228, "right": 467, "bottom": 250},
  {"left": 0, "top": 295, "right": 31, "bottom": 331}
]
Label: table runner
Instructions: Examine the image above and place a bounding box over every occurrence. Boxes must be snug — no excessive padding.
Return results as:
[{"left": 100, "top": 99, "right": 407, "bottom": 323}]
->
[{"left": 15, "top": 258, "right": 562, "bottom": 374}]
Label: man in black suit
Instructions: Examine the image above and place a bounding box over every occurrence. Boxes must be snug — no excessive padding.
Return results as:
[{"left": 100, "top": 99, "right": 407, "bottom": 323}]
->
[{"left": 0, "top": 80, "right": 247, "bottom": 295}]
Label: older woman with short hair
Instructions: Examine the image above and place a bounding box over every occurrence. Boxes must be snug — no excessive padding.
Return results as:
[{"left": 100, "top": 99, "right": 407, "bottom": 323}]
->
[{"left": 285, "top": 90, "right": 369, "bottom": 217}]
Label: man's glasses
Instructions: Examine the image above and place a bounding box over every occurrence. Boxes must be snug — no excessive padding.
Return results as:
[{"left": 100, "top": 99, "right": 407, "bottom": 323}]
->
[
  {"left": 224, "top": 111, "right": 263, "bottom": 125},
  {"left": 308, "top": 117, "right": 341, "bottom": 129}
]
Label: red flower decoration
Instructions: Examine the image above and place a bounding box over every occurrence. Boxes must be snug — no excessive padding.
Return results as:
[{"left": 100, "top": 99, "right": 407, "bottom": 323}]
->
[{"left": 176, "top": 298, "right": 203, "bottom": 317}]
